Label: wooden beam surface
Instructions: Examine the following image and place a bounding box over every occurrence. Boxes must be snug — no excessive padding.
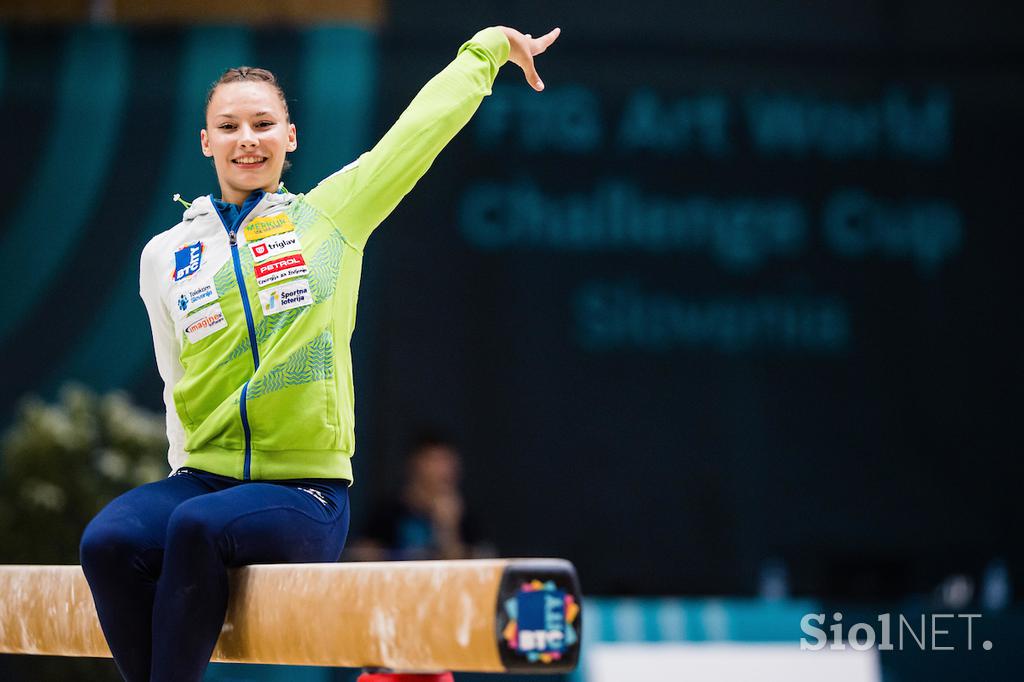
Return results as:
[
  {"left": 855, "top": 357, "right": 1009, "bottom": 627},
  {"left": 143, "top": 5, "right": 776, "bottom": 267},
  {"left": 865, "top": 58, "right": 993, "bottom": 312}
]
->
[{"left": 0, "top": 558, "right": 581, "bottom": 673}]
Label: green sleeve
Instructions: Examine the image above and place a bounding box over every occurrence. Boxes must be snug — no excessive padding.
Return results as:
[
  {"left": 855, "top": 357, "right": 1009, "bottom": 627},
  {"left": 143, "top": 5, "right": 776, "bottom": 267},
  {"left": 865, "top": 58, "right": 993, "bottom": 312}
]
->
[{"left": 306, "top": 26, "right": 510, "bottom": 250}]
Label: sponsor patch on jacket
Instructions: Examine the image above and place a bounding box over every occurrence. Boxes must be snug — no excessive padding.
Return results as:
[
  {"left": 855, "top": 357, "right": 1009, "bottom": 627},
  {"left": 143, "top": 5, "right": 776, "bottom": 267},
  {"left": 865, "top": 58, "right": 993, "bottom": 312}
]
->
[
  {"left": 254, "top": 253, "right": 308, "bottom": 287},
  {"left": 244, "top": 213, "right": 296, "bottom": 242},
  {"left": 259, "top": 279, "right": 313, "bottom": 316},
  {"left": 172, "top": 241, "right": 204, "bottom": 281},
  {"left": 183, "top": 303, "right": 227, "bottom": 343},
  {"left": 175, "top": 278, "right": 219, "bottom": 317},
  {"left": 250, "top": 232, "right": 301, "bottom": 263}
]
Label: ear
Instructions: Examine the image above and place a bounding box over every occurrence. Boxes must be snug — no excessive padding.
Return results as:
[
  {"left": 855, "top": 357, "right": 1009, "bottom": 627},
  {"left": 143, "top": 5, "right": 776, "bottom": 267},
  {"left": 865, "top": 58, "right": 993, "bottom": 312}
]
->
[
  {"left": 200, "top": 129, "right": 213, "bottom": 158},
  {"left": 287, "top": 122, "right": 297, "bottom": 152}
]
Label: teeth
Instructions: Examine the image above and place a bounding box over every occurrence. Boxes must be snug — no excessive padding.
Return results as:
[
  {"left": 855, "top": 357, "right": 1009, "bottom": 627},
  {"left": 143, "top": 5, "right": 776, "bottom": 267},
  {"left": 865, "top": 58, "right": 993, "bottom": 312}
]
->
[{"left": 235, "top": 157, "right": 265, "bottom": 164}]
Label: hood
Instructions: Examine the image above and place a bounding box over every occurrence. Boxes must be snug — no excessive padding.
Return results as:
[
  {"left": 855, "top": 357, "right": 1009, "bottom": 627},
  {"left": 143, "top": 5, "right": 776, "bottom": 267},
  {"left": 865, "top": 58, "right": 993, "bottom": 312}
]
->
[{"left": 178, "top": 188, "right": 295, "bottom": 223}]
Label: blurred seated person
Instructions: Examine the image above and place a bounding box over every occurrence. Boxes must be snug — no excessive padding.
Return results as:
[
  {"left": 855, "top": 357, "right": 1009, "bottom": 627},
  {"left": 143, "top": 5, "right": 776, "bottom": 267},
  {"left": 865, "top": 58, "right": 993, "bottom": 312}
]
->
[{"left": 348, "top": 433, "right": 494, "bottom": 561}]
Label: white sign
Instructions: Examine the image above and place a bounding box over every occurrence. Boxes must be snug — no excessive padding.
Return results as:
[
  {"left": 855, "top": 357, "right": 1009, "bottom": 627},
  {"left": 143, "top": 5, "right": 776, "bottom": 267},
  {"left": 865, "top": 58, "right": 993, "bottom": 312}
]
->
[
  {"left": 183, "top": 303, "right": 227, "bottom": 343},
  {"left": 586, "top": 643, "right": 880, "bottom": 682},
  {"left": 259, "top": 279, "right": 313, "bottom": 316}
]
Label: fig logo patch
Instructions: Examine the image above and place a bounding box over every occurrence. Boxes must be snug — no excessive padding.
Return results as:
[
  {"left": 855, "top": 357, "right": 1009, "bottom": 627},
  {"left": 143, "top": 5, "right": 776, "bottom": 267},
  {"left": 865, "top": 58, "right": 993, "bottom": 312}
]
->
[
  {"left": 183, "top": 303, "right": 227, "bottom": 343},
  {"left": 254, "top": 253, "right": 308, "bottom": 287},
  {"left": 172, "top": 241, "right": 204, "bottom": 281},
  {"left": 259, "top": 279, "right": 313, "bottom": 316},
  {"left": 249, "top": 233, "right": 301, "bottom": 263},
  {"left": 244, "top": 213, "right": 296, "bottom": 242}
]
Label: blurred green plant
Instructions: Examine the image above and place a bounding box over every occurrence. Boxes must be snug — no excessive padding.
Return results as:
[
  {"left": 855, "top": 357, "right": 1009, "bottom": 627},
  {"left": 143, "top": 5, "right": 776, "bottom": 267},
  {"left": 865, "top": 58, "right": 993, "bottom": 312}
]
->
[
  {"left": 0, "top": 383, "right": 168, "bottom": 680},
  {"left": 0, "top": 383, "right": 168, "bottom": 564}
]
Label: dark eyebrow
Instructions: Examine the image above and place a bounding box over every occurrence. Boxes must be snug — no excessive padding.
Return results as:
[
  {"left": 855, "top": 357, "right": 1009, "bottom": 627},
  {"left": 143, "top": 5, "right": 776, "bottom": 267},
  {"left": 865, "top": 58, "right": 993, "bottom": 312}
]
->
[{"left": 214, "top": 111, "right": 277, "bottom": 120}]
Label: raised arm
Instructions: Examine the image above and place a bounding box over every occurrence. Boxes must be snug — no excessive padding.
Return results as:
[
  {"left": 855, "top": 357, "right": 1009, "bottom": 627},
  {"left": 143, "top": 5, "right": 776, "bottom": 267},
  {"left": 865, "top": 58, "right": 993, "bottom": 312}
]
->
[{"left": 306, "top": 25, "right": 560, "bottom": 250}]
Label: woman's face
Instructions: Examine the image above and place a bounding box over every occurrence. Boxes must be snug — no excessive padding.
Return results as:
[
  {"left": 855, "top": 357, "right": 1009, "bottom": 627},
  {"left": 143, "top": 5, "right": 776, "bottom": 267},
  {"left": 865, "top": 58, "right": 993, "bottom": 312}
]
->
[{"left": 201, "top": 81, "right": 297, "bottom": 204}]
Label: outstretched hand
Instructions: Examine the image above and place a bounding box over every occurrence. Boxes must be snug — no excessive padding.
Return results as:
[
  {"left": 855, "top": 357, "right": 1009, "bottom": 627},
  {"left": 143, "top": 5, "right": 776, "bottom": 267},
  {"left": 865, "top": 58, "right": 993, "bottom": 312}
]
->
[{"left": 497, "top": 26, "right": 561, "bottom": 92}]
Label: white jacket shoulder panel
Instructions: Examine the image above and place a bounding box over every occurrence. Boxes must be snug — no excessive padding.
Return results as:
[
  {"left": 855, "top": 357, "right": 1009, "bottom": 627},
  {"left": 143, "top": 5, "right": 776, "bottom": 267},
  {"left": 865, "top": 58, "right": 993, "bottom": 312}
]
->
[
  {"left": 140, "top": 227, "right": 188, "bottom": 473},
  {"left": 139, "top": 192, "right": 300, "bottom": 473}
]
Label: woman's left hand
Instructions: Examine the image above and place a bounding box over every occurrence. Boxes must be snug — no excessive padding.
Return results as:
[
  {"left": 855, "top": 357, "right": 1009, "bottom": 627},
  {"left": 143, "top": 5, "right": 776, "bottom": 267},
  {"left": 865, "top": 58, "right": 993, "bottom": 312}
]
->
[{"left": 496, "top": 26, "right": 561, "bottom": 92}]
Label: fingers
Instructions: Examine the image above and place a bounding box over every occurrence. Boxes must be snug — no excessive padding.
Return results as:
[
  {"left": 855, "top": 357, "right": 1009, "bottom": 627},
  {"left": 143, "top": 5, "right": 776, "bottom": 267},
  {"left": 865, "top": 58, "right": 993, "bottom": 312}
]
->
[
  {"left": 531, "top": 27, "right": 561, "bottom": 56},
  {"left": 522, "top": 53, "right": 544, "bottom": 91},
  {"left": 510, "top": 27, "right": 560, "bottom": 92}
]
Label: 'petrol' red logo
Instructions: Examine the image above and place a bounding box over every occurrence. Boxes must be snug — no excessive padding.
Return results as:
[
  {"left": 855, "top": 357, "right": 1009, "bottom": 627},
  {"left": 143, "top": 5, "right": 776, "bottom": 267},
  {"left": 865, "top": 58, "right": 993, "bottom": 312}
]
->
[{"left": 255, "top": 254, "right": 306, "bottom": 278}]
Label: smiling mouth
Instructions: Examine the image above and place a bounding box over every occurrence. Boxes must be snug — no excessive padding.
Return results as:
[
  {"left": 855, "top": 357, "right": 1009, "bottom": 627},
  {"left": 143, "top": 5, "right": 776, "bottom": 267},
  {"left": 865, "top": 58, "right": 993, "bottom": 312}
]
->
[{"left": 232, "top": 156, "right": 268, "bottom": 168}]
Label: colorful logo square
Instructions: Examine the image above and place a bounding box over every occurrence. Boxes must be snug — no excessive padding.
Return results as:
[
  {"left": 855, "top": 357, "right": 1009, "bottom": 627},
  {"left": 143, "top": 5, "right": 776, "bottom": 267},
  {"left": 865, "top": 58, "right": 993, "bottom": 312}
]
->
[
  {"left": 172, "top": 241, "right": 204, "bottom": 281},
  {"left": 502, "top": 579, "right": 579, "bottom": 664}
]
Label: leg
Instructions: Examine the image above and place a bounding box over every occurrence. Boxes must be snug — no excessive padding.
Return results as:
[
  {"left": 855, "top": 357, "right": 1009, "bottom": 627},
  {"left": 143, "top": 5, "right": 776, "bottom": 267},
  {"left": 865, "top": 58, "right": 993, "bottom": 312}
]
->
[
  {"left": 79, "top": 470, "right": 214, "bottom": 682},
  {"left": 150, "top": 479, "right": 350, "bottom": 682}
]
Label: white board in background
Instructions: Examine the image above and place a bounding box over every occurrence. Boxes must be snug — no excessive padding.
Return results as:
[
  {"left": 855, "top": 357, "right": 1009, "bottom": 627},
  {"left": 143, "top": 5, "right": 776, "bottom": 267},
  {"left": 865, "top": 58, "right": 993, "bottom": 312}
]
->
[{"left": 587, "top": 642, "right": 881, "bottom": 682}]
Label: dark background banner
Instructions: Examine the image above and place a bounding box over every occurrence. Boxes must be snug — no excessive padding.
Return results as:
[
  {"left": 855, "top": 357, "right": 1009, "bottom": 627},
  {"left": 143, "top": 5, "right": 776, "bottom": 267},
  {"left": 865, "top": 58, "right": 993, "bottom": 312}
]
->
[
  {"left": 361, "top": 1, "right": 1023, "bottom": 594},
  {"left": 0, "top": 0, "right": 1020, "bottom": 597}
]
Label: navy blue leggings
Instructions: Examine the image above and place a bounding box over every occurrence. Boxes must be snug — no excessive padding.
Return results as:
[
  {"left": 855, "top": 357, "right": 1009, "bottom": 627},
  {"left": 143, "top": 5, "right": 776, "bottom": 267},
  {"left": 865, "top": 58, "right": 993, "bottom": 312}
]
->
[{"left": 79, "top": 467, "right": 350, "bottom": 682}]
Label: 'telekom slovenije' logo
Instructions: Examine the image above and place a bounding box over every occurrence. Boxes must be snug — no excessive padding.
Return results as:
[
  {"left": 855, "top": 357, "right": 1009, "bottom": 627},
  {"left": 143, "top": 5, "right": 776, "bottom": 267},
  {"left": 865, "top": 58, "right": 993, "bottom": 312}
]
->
[{"left": 501, "top": 579, "right": 580, "bottom": 663}]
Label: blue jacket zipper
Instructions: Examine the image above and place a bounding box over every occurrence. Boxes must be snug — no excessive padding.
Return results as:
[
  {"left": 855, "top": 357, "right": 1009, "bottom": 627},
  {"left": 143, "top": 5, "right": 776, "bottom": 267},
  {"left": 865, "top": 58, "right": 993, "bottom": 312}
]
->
[{"left": 215, "top": 194, "right": 263, "bottom": 480}]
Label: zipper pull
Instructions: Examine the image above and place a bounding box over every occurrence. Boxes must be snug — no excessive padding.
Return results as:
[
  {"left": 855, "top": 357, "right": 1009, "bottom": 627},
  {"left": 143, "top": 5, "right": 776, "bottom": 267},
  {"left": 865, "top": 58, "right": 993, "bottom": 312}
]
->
[{"left": 229, "top": 229, "right": 237, "bottom": 247}]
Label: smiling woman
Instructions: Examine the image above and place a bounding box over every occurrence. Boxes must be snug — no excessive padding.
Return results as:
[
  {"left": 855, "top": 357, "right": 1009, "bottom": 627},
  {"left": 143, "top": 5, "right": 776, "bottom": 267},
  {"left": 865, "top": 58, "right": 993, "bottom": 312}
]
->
[
  {"left": 201, "top": 67, "right": 298, "bottom": 203},
  {"left": 75, "top": 24, "right": 562, "bottom": 682}
]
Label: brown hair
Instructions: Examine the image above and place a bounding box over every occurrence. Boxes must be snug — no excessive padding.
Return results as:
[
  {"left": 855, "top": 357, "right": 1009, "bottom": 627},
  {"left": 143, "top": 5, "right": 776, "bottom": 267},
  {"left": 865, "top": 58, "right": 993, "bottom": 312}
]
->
[{"left": 205, "top": 66, "right": 290, "bottom": 122}]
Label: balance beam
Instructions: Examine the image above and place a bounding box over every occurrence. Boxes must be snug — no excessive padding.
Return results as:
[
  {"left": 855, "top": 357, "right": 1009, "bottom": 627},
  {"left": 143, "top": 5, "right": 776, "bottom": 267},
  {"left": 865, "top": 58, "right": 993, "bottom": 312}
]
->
[{"left": 0, "top": 558, "right": 581, "bottom": 673}]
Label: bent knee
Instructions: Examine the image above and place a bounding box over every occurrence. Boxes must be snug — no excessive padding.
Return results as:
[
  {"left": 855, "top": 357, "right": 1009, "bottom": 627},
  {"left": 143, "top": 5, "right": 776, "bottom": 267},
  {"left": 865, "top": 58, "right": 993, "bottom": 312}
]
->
[
  {"left": 80, "top": 517, "right": 150, "bottom": 573},
  {"left": 165, "top": 502, "right": 223, "bottom": 548}
]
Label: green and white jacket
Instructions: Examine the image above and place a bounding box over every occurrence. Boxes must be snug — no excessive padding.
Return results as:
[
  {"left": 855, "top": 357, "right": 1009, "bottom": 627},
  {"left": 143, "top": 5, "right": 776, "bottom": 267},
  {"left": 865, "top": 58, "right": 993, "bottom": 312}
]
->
[{"left": 139, "top": 27, "right": 510, "bottom": 481}]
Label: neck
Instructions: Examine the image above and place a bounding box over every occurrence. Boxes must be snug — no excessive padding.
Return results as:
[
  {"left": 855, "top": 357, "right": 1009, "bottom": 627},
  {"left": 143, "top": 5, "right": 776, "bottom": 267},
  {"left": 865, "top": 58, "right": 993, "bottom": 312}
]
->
[{"left": 219, "top": 182, "right": 277, "bottom": 206}]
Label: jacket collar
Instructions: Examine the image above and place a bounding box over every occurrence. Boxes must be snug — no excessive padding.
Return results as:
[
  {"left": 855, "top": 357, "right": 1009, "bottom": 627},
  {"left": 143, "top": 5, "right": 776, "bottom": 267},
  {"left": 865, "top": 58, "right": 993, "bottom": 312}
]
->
[{"left": 181, "top": 189, "right": 294, "bottom": 223}]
